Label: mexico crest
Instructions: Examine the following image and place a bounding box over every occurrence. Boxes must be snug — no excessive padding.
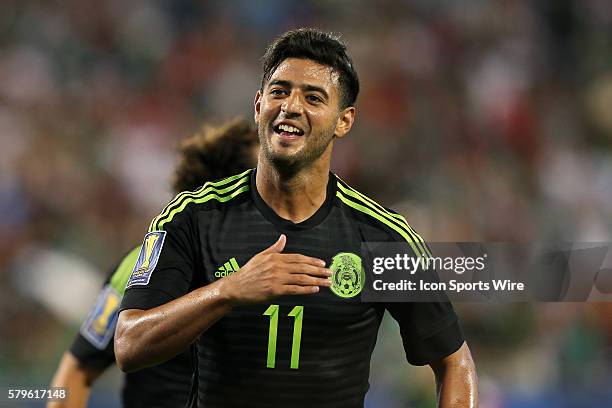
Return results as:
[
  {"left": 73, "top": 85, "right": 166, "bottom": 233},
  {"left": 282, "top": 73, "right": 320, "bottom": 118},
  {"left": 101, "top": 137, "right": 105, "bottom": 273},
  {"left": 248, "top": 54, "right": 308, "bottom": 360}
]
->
[{"left": 330, "top": 252, "right": 365, "bottom": 298}]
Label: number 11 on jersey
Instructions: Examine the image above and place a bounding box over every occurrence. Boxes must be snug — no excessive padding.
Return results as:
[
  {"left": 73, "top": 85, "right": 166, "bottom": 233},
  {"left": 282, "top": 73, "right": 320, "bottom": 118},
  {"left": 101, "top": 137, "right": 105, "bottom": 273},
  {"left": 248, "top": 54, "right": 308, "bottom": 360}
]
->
[{"left": 263, "top": 305, "right": 304, "bottom": 369}]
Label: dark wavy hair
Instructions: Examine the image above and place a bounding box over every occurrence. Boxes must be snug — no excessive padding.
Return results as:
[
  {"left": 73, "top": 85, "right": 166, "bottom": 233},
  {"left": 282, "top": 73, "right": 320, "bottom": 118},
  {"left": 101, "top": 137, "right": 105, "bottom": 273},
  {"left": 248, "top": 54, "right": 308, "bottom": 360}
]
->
[
  {"left": 261, "top": 28, "right": 359, "bottom": 108},
  {"left": 171, "top": 117, "right": 258, "bottom": 193}
]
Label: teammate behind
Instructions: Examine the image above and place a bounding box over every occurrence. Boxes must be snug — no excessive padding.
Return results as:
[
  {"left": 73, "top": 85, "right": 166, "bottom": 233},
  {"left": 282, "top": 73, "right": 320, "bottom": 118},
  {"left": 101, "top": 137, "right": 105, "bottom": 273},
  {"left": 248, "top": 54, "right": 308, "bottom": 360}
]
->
[
  {"left": 48, "top": 118, "right": 259, "bottom": 408},
  {"left": 116, "top": 29, "right": 477, "bottom": 407}
]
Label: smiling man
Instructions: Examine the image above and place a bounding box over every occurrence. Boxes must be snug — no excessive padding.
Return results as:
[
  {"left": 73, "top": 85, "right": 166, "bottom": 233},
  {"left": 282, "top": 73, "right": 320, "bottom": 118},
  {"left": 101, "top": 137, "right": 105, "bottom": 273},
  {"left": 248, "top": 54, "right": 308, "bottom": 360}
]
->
[{"left": 115, "top": 28, "right": 478, "bottom": 408}]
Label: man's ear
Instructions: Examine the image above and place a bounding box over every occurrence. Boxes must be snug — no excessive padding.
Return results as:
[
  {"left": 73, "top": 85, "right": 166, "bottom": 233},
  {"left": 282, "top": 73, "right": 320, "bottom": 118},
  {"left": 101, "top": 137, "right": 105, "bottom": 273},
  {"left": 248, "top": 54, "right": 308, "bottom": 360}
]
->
[
  {"left": 254, "top": 90, "right": 262, "bottom": 125},
  {"left": 334, "top": 106, "right": 356, "bottom": 139}
]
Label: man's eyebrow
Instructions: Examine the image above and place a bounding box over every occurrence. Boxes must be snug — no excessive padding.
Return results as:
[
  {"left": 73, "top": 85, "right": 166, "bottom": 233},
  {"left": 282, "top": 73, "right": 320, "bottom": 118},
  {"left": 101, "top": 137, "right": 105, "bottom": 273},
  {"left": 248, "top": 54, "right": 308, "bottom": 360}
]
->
[
  {"left": 268, "top": 79, "right": 292, "bottom": 88},
  {"left": 303, "top": 85, "right": 329, "bottom": 100},
  {"left": 268, "top": 80, "right": 329, "bottom": 100}
]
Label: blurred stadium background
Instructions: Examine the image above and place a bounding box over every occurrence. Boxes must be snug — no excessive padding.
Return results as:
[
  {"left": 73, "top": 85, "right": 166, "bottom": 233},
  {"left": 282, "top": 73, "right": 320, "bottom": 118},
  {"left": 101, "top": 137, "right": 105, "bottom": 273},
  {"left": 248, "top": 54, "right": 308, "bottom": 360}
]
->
[{"left": 1, "top": 1, "right": 612, "bottom": 407}]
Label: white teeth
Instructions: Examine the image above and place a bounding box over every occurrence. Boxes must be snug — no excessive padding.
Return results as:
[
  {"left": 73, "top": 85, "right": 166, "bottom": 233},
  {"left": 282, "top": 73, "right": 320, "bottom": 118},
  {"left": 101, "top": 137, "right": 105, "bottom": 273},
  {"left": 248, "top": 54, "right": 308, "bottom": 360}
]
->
[{"left": 278, "top": 124, "right": 301, "bottom": 134}]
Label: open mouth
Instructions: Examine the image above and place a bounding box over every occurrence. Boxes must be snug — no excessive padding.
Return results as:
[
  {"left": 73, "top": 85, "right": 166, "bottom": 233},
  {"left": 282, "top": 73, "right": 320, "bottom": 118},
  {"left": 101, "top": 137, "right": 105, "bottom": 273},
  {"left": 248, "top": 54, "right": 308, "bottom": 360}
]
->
[{"left": 274, "top": 123, "right": 305, "bottom": 137}]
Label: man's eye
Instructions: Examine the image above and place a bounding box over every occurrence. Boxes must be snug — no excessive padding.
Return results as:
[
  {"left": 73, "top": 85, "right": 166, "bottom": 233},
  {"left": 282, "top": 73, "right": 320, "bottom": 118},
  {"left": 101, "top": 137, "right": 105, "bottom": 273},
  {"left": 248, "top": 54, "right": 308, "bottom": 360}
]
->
[
  {"left": 270, "top": 89, "right": 287, "bottom": 96},
  {"left": 307, "top": 95, "right": 322, "bottom": 103}
]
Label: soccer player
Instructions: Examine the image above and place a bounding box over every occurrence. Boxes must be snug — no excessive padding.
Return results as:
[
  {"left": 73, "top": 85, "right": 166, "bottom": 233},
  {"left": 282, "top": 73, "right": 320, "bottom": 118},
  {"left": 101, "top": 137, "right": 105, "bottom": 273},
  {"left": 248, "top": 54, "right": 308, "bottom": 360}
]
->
[
  {"left": 116, "top": 29, "right": 478, "bottom": 407},
  {"left": 48, "top": 118, "right": 259, "bottom": 408}
]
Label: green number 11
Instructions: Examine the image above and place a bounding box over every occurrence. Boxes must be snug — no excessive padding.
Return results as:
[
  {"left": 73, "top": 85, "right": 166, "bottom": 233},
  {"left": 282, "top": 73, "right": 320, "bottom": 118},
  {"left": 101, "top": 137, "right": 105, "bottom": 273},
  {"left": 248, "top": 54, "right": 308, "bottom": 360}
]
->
[{"left": 263, "top": 305, "right": 304, "bottom": 369}]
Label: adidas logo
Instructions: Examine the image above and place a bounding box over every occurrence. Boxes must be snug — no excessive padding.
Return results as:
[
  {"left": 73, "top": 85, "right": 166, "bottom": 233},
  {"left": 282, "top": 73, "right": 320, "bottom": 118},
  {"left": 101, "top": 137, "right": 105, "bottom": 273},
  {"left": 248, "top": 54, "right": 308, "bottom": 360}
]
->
[{"left": 215, "top": 257, "right": 240, "bottom": 278}]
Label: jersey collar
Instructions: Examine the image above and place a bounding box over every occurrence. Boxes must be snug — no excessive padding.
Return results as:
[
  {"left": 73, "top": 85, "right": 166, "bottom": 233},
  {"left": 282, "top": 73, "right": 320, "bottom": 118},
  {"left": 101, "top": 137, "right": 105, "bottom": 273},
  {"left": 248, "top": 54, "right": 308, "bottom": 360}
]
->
[{"left": 250, "top": 169, "right": 337, "bottom": 231}]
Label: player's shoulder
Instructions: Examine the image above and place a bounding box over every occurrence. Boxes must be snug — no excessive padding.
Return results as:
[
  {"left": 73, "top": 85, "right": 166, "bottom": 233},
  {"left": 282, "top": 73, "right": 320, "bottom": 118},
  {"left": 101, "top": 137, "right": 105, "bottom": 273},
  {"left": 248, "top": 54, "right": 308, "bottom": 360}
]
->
[
  {"left": 108, "top": 245, "right": 141, "bottom": 295},
  {"left": 148, "top": 168, "right": 253, "bottom": 232},
  {"left": 333, "top": 173, "right": 429, "bottom": 254}
]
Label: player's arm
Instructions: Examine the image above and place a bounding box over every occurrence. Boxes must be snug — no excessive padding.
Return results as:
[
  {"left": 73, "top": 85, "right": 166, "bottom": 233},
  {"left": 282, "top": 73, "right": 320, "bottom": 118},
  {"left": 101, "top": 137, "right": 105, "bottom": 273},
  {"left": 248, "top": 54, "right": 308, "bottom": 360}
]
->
[
  {"left": 47, "top": 352, "right": 103, "bottom": 408},
  {"left": 116, "top": 278, "right": 232, "bottom": 372},
  {"left": 48, "top": 251, "right": 132, "bottom": 408},
  {"left": 430, "top": 342, "right": 478, "bottom": 408},
  {"left": 115, "top": 234, "right": 330, "bottom": 372}
]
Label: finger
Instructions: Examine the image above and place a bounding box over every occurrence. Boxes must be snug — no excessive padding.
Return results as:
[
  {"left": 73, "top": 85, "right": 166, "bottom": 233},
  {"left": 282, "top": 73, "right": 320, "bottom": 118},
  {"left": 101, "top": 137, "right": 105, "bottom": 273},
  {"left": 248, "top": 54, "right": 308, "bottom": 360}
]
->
[
  {"left": 282, "top": 264, "right": 332, "bottom": 277},
  {"left": 283, "top": 274, "right": 332, "bottom": 287},
  {"left": 259, "top": 234, "right": 286, "bottom": 255},
  {"left": 281, "top": 285, "right": 320, "bottom": 296},
  {"left": 277, "top": 253, "right": 326, "bottom": 267}
]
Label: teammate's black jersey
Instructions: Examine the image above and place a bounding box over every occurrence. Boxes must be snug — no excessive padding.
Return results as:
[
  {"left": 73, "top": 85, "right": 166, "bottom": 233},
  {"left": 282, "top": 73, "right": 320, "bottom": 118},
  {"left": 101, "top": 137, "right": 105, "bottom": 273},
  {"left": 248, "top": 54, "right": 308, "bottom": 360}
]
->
[
  {"left": 71, "top": 247, "right": 193, "bottom": 408},
  {"left": 121, "top": 169, "right": 464, "bottom": 408}
]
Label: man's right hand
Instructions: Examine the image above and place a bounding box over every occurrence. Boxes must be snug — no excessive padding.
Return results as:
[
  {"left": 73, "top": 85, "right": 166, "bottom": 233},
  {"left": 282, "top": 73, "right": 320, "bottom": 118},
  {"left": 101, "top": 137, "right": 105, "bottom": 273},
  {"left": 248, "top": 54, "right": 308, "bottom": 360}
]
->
[
  {"left": 116, "top": 234, "right": 330, "bottom": 372},
  {"left": 223, "top": 234, "right": 331, "bottom": 304}
]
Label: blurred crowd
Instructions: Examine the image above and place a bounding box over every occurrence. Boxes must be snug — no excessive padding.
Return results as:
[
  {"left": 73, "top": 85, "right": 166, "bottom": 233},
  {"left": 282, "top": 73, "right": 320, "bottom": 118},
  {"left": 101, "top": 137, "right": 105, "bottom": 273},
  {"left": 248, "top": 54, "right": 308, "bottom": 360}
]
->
[{"left": 1, "top": 1, "right": 612, "bottom": 406}]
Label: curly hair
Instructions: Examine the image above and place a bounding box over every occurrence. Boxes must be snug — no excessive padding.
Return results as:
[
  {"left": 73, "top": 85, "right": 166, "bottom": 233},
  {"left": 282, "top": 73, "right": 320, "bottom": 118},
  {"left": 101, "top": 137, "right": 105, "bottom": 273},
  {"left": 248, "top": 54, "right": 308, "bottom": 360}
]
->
[{"left": 171, "top": 117, "right": 258, "bottom": 193}]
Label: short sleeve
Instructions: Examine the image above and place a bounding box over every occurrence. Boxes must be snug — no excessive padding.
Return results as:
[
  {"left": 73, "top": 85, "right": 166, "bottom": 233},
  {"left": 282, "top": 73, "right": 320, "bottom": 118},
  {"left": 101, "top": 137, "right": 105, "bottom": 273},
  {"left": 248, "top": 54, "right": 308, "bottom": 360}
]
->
[
  {"left": 120, "top": 209, "right": 197, "bottom": 312},
  {"left": 385, "top": 301, "right": 464, "bottom": 366},
  {"left": 70, "top": 264, "right": 120, "bottom": 369},
  {"left": 384, "top": 226, "right": 464, "bottom": 366},
  {"left": 70, "top": 332, "right": 116, "bottom": 370}
]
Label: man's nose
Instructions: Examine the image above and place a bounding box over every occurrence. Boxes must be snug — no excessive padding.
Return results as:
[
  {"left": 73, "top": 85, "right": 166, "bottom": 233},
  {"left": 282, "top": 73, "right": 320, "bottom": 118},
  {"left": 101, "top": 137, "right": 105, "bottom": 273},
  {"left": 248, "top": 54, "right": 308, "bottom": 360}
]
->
[{"left": 281, "top": 93, "right": 304, "bottom": 116}]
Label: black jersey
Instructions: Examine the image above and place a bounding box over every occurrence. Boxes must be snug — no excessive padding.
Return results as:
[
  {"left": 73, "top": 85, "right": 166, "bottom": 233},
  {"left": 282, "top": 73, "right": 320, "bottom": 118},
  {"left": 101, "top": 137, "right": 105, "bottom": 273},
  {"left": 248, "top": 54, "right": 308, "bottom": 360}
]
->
[
  {"left": 71, "top": 246, "right": 193, "bottom": 408},
  {"left": 121, "top": 169, "right": 464, "bottom": 408}
]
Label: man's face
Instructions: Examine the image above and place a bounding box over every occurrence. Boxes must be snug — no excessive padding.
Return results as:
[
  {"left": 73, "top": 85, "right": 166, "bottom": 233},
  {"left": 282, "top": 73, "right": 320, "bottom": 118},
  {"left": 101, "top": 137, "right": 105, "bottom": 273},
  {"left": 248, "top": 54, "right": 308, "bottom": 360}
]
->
[{"left": 254, "top": 58, "right": 354, "bottom": 171}]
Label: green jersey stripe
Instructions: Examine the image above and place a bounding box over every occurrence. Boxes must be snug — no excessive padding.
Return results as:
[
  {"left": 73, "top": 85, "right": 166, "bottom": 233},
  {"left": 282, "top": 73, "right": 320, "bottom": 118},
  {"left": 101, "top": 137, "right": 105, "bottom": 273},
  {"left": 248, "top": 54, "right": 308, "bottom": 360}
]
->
[
  {"left": 149, "top": 169, "right": 251, "bottom": 230},
  {"left": 390, "top": 213, "right": 433, "bottom": 258},
  {"left": 150, "top": 171, "right": 251, "bottom": 231},
  {"left": 336, "top": 190, "right": 422, "bottom": 258},
  {"left": 337, "top": 179, "right": 432, "bottom": 258},
  {"left": 110, "top": 246, "right": 141, "bottom": 295},
  {"left": 154, "top": 184, "right": 250, "bottom": 231},
  {"left": 381, "top": 210, "right": 432, "bottom": 258},
  {"left": 336, "top": 177, "right": 418, "bottom": 230},
  {"left": 381, "top": 209, "right": 431, "bottom": 258},
  {"left": 335, "top": 182, "right": 430, "bottom": 258},
  {"left": 335, "top": 178, "right": 431, "bottom": 257},
  {"left": 149, "top": 169, "right": 252, "bottom": 231}
]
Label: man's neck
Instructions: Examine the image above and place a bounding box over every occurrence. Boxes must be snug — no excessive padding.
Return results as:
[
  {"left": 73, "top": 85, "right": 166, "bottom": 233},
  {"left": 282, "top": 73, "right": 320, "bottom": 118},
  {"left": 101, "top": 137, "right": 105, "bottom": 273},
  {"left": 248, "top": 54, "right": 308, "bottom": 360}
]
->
[{"left": 256, "top": 158, "right": 330, "bottom": 224}]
